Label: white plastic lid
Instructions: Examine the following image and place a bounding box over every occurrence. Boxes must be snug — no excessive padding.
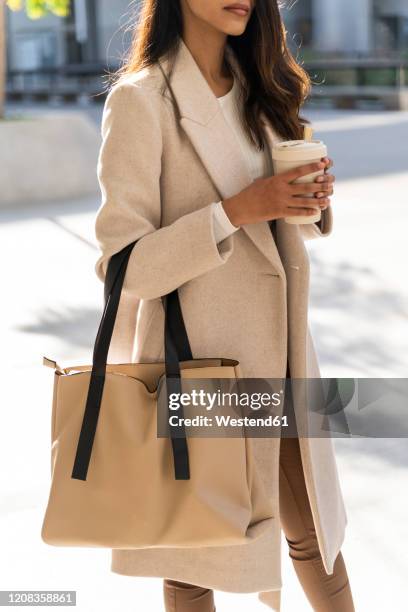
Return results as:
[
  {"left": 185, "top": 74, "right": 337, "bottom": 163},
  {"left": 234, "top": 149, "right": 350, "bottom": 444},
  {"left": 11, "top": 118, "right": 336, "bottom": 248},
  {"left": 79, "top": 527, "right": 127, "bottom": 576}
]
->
[{"left": 272, "top": 139, "right": 327, "bottom": 161}]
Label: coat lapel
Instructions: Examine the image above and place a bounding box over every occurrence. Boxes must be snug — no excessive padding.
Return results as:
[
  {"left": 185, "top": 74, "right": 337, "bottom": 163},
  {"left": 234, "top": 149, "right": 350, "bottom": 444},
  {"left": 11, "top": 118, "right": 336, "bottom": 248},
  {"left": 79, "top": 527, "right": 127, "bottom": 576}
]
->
[{"left": 158, "top": 39, "right": 286, "bottom": 278}]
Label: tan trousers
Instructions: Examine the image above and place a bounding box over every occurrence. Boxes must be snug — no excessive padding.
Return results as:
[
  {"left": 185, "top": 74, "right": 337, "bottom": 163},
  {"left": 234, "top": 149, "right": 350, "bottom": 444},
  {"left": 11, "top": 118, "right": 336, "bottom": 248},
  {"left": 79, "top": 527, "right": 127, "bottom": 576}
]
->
[
  {"left": 163, "top": 434, "right": 355, "bottom": 611},
  {"left": 163, "top": 368, "right": 355, "bottom": 612}
]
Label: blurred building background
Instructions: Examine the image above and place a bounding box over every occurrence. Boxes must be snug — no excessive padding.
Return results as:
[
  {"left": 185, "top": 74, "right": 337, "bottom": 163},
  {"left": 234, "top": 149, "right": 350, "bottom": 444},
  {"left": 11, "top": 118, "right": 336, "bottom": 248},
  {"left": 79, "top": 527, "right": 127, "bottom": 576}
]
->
[
  {"left": 284, "top": 0, "right": 408, "bottom": 57},
  {"left": 5, "top": 0, "right": 132, "bottom": 72},
  {"left": 4, "top": 0, "right": 408, "bottom": 75},
  {"left": 3, "top": 0, "right": 408, "bottom": 96}
]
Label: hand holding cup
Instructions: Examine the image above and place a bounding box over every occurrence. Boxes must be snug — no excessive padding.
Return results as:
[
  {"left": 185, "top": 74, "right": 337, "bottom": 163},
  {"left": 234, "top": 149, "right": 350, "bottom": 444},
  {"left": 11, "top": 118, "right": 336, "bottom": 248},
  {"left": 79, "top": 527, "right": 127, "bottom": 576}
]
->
[{"left": 221, "top": 157, "right": 334, "bottom": 228}]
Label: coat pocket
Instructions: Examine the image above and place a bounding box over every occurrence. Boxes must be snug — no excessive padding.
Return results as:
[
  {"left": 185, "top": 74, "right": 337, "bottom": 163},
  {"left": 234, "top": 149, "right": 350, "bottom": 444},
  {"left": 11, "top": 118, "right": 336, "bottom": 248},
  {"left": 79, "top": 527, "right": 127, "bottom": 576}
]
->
[{"left": 254, "top": 272, "right": 286, "bottom": 326}]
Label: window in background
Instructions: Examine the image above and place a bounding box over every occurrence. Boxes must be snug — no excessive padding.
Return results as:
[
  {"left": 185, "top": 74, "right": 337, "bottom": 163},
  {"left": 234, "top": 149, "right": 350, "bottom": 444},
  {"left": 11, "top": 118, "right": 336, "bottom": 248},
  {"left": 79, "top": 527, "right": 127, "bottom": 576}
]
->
[{"left": 14, "top": 31, "right": 57, "bottom": 70}]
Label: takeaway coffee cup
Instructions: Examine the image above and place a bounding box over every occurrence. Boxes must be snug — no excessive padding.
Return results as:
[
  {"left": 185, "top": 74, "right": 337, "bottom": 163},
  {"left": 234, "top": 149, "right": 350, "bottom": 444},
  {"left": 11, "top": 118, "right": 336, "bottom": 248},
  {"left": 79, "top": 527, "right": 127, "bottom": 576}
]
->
[{"left": 272, "top": 139, "right": 328, "bottom": 224}]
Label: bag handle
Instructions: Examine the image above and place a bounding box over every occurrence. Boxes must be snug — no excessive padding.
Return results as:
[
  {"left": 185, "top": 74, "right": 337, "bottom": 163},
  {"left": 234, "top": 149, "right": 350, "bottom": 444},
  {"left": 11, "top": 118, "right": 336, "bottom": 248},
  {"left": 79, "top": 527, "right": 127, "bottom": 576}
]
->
[{"left": 71, "top": 240, "right": 192, "bottom": 482}]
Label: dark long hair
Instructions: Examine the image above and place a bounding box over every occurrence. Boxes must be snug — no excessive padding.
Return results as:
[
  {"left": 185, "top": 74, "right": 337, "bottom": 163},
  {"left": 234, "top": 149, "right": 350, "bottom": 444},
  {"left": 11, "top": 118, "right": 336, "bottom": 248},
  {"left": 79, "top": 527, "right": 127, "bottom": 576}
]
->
[{"left": 115, "top": 0, "right": 310, "bottom": 149}]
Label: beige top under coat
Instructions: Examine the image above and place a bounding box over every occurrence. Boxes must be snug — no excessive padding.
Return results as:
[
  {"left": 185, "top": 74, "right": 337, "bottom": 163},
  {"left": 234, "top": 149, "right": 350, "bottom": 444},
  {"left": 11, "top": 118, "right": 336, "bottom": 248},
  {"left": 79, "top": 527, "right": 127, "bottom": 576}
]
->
[{"left": 211, "top": 76, "right": 273, "bottom": 242}]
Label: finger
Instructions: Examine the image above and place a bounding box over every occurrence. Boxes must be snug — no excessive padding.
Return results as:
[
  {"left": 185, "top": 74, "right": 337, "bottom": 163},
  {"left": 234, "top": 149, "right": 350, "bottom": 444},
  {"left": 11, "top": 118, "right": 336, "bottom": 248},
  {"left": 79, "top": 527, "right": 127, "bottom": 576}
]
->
[
  {"left": 316, "top": 194, "right": 330, "bottom": 208},
  {"left": 315, "top": 174, "right": 335, "bottom": 185},
  {"left": 315, "top": 187, "right": 334, "bottom": 198},
  {"left": 324, "top": 159, "right": 334, "bottom": 174},
  {"left": 314, "top": 181, "right": 334, "bottom": 193},
  {"left": 290, "top": 182, "right": 329, "bottom": 195},
  {"left": 322, "top": 157, "right": 333, "bottom": 168},
  {"left": 283, "top": 161, "right": 326, "bottom": 182}
]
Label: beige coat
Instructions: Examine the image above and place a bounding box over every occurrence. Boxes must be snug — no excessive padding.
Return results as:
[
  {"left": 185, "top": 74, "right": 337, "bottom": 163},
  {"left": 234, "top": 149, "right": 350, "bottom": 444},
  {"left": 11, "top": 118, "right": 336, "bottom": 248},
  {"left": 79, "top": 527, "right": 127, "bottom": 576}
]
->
[{"left": 93, "top": 38, "right": 347, "bottom": 600}]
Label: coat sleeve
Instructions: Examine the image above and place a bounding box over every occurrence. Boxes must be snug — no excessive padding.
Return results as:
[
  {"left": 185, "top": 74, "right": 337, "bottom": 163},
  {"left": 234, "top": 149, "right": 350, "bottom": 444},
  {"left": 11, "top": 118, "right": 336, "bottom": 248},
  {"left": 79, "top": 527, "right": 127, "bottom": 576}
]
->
[
  {"left": 299, "top": 204, "right": 333, "bottom": 241},
  {"left": 94, "top": 80, "right": 234, "bottom": 300}
]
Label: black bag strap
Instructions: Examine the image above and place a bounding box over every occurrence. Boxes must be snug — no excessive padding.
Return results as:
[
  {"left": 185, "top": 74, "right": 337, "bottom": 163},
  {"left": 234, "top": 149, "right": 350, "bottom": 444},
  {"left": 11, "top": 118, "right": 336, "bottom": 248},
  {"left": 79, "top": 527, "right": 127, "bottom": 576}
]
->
[{"left": 71, "top": 239, "right": 192, "bottom": 482}]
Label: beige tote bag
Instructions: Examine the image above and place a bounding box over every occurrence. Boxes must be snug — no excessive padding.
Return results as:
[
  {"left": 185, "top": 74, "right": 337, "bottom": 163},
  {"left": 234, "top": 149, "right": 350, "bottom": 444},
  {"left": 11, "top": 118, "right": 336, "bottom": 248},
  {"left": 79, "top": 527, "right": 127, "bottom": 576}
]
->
[{"left": 41, "top": 239, "right": 274, "bottom": 549}]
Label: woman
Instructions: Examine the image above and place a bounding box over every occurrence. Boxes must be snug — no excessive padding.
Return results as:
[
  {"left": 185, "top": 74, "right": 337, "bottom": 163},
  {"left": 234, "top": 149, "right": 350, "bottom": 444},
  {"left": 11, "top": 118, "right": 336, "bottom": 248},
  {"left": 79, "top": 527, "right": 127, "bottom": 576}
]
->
[{"left": 94, "top": 1, "right": 355, "bottom": 610}]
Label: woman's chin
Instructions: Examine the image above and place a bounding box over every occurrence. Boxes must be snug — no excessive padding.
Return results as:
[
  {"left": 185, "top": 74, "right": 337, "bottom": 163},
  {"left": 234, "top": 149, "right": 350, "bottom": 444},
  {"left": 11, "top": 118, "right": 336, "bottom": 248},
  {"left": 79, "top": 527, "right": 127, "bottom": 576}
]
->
[
  {"left": 220, "top": 23, "right": 248, "bottom": 36},
  {"left": 217, "top": 12, "right": 250, "bottom": 36}
]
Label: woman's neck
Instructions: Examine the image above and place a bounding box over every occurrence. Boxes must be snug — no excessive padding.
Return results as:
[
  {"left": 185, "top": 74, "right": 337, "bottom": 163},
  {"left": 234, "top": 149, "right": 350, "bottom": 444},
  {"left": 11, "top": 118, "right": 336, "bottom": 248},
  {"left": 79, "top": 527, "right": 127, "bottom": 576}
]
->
[{"left": 181, "top": 27, "right": 233, "bottom": 98}]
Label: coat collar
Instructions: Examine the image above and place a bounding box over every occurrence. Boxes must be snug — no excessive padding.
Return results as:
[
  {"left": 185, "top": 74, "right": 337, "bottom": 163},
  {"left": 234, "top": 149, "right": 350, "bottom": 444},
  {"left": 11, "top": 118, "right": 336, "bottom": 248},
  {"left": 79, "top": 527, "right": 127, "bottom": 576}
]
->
[{"left": 157, "top": 38, "right": 286, "bottom": 278}]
